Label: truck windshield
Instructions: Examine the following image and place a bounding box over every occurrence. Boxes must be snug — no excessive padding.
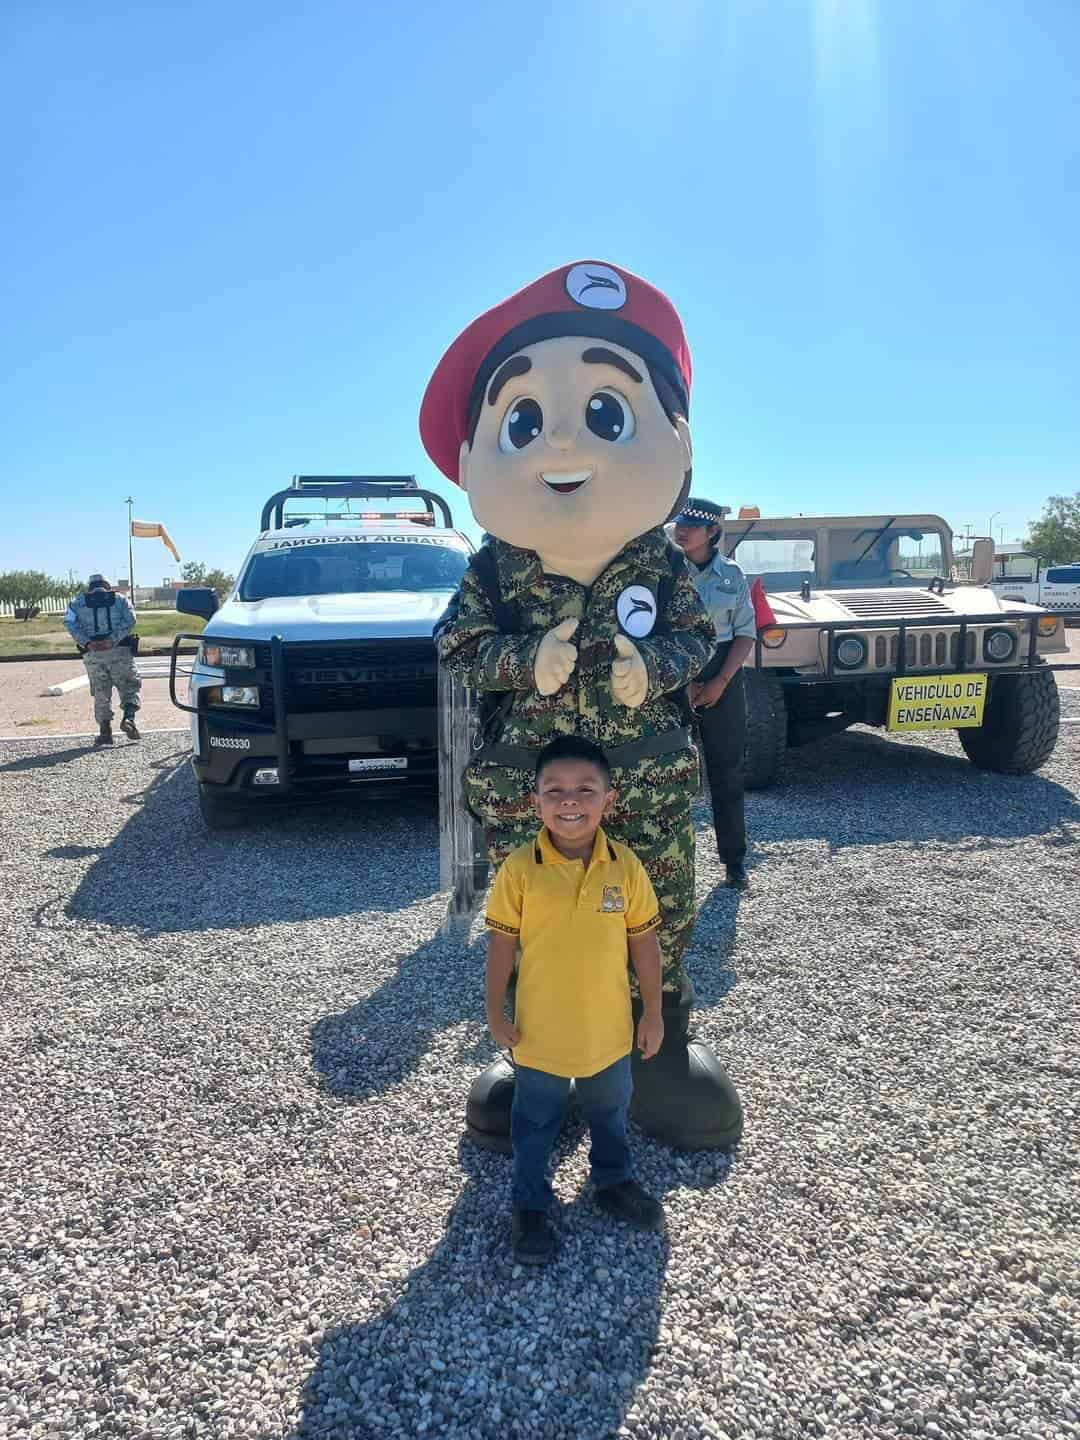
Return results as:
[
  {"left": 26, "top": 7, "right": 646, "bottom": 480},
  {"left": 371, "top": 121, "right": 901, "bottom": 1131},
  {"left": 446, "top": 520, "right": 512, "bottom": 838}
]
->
[
  {"left": 725, "top": 532, "right": 816, "bottom": 594},
  {"left": 826, "top": 527, "right": 948, "bottom": 586},
  {"left": 239, "top": 541, "right": 469, "bottom": 601}
]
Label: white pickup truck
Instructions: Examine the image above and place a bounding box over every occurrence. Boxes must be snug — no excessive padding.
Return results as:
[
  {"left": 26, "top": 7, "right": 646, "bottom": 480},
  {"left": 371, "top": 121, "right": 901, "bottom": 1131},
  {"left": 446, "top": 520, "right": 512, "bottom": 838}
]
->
[{"left": 987, "top": 554, "right": 1080, "bottom": 617}]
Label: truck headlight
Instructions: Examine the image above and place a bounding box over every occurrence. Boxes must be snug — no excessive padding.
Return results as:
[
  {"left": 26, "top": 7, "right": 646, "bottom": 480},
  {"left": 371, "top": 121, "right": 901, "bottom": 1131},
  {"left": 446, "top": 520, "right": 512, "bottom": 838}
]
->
[
  {"left": 1037, "top": 616, "right": 1060, "bottom": 637},
  {"left": 205, "top": 685, "right": 260, "bottom": 706},
  {"left": 760, "top": 627, "right": 787, "bottom": 649},
  {"left": 983, "top": 628, "right": 1017, "bottom": 662},
  {"left": 834, "top": 636, "right": 866, "bottom": 669},
  {"left": 200, "top": 641, "right": 255, "bottom": 668},
  {"left": 221, "top": 686, "right": 260, "bottom": 706}
]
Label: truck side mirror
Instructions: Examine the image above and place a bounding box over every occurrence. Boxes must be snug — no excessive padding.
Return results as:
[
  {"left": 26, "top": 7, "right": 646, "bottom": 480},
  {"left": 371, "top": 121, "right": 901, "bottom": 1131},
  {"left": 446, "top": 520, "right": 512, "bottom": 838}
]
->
[
  {"left": 970, "top": 538, "right": 994, "bottom": 585},
  {"left": 176, "top": 587, "right": 219, "bottom": 621}
]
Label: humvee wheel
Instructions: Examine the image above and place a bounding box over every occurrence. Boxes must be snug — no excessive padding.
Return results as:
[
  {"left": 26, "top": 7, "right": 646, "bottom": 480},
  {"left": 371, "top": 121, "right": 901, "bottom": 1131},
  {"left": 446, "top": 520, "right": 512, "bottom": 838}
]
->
[
  {"left": 198, "top": 783, "right": 247, "bottom": 831},
  {"left": 743, "top": 670, "right": 787, "bottom": 789},
  {"left": 958, "top": 666, "right": 1060, "bottom": 775}
]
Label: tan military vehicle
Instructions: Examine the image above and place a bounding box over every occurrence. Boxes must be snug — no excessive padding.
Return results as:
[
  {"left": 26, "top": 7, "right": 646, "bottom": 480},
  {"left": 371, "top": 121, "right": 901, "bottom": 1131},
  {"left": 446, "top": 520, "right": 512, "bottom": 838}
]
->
[{"left": 721, "top": 513, "right": 1073, "bottom": 788}]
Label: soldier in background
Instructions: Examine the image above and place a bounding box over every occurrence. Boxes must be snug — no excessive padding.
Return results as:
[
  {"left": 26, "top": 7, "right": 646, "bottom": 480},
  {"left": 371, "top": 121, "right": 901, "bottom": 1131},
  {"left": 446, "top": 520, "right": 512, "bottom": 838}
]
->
[
  {"left": 63, "top": 575, "right": 142, "bottom": 746},
  {"left": 673, "top": 500, "right": 757, "bottom": 889}
]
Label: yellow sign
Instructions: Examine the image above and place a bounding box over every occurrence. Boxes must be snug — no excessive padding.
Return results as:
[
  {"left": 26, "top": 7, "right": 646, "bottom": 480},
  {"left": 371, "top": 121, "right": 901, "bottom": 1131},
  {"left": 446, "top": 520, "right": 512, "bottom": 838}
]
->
[{"left": 888, "top": 673, "right": 988, "bottom": 732}]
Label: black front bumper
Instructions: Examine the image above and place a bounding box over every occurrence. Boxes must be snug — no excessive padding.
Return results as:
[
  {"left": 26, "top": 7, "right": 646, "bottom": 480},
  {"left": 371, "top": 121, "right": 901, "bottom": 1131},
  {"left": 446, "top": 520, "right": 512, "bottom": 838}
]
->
[{"left": 171, "top": 633, "right": 439, "bottom": 797}]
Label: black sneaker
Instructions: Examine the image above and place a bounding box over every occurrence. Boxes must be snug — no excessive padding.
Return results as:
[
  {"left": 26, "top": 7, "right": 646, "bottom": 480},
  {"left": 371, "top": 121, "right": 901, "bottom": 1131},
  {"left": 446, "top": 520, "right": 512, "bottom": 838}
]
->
[
  {"left": 120, "top": 712, "right": 141, "bottom": 740},
  {"left": 595, "top": 1180, "right": 663, "bottom": 1231},
  {"left": 725, "top": 863, "right": 748, "bottom": 891},
  {"left": 93, "top": 724, "right": 114, "bottom": 748},
  {"left": 511, "top": 1208, "right": 556, "bottom": 1266}
]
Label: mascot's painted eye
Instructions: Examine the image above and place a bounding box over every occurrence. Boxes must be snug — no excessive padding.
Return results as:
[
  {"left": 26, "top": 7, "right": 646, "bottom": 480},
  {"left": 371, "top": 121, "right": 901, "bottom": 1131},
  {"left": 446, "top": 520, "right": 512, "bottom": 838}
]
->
[
  {"left": 585, "top": 390, "right": 635, "bottom": 444},
  {"left": 499, "top": 397, "right": 544, "bottom": 453}
]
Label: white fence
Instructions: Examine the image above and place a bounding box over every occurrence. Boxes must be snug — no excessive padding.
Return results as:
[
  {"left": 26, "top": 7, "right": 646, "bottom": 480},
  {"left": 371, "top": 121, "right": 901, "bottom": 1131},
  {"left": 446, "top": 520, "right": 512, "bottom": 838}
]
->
[{"left": 0, "top": 598, "right": 70, "bottom": 619}]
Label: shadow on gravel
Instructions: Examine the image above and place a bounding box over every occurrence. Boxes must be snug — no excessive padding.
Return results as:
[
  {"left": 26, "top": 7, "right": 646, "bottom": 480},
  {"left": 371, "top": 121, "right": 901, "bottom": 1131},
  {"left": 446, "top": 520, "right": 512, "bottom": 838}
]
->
[
  {"left": 64, "top": 753, "right": 444, "bottom": 934},
  {"left": 0, "top": 744, "right": 96, "bottom": 772},
  {"left": 311, "top": 935, "right": 488, "bottom": 1101},
  {"left": 293, "top": 1136, "right": 734, "bottom": 1440},
  {"left": 754, "top": 729, "right": 1080, "bottom": 846}
]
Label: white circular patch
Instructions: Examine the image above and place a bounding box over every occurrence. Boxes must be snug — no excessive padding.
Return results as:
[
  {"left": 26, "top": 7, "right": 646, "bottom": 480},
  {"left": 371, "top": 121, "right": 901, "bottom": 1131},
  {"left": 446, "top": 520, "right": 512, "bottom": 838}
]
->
[
  {"left": 617, "top": 584, "right": 657, "bottom": 638},
  {"left": 565, "top": 263, "right": 627, "bottom": 311}
]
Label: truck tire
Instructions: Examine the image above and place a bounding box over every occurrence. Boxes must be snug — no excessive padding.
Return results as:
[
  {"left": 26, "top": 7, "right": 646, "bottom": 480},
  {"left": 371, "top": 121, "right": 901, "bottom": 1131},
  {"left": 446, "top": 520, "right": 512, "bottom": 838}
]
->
[
  {"left": 958, "top": 667, "right": 1060, "bottom": 775},
  {"left": 198, "top": 783, "right": 246, "bottom": 831},
  {"left": 743, "top": 670, "right": 788, "bottom": 790}
]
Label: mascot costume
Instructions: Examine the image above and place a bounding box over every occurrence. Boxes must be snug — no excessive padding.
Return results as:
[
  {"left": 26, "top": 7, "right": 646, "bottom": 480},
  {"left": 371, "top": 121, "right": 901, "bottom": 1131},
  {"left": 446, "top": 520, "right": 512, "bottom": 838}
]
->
[{"left": 421, "top": 260, "right": 743, "bottom": 1151}]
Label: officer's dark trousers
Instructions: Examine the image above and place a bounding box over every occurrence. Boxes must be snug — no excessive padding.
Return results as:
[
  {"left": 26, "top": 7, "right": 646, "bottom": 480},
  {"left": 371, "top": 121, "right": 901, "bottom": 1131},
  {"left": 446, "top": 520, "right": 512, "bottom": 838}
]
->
[{"left": 696, "top": 643, "right": 747, "bottom": 867}]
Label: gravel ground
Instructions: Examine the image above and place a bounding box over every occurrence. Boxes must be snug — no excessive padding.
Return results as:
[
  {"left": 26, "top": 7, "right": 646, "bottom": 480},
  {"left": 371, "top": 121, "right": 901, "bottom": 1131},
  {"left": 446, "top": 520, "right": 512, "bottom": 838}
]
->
[
  {"left": 1, "top": 701, "right": 1078, "bottom": 1440},
  {"left": 0, "top": 659, "right": 187, "bottom": 739}
]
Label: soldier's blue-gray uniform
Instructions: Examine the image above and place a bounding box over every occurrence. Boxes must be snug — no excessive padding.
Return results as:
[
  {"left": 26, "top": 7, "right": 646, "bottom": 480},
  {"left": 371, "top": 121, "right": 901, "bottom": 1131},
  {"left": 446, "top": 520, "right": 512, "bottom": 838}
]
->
[
  {"left": 64, "top": 588, "right": 141, "bottom": 729},
  {"left": 688, "top": 547, "right": 756, "bottom": 869}
]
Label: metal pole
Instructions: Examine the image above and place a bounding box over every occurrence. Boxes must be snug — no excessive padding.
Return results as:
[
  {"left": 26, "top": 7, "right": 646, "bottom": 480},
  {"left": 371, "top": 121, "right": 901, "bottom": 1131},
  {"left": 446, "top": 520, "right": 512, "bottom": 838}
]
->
[{"left": 126, "top": 496, "right": 135, "bottom": 610}]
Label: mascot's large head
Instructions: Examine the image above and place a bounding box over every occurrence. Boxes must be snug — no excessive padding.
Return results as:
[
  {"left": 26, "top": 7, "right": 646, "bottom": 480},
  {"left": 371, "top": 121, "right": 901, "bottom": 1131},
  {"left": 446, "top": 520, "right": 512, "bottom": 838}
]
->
[{"left": 419, "top": 261, "right": 692, "bottom": 571}]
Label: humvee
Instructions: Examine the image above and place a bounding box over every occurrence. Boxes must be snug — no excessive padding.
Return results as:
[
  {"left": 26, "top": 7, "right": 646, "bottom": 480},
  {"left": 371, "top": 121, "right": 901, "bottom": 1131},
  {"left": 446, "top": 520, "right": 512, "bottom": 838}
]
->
[{"left": 721, "top": 513, "right": 1076, "bottom": 788}]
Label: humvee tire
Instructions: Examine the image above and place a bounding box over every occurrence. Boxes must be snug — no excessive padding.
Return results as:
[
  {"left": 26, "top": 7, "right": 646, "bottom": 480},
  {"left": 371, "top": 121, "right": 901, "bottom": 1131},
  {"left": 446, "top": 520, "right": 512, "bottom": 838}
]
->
[
  {"left": 743, "top": 669, "right": 787, "bottom": 790},
  {"left": 198, "top": 783, "right": 247, "bottom": 831},
  {"left": 958, "top": 666, "right": 1060, "bottom": 775}
]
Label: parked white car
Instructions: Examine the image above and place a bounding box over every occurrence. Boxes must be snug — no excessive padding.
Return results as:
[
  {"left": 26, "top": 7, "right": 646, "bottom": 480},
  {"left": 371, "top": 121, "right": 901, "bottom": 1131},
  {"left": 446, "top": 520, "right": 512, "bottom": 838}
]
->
[{"left": 987, "top": 553, "right": 1080, "bottom": 617}]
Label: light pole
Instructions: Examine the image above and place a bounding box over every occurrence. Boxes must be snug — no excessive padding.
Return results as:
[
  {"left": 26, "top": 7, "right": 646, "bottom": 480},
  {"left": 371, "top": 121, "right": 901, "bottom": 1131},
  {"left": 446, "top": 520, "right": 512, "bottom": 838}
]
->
[
  {"left": 988, "top": 511, "right": 1001, "bottom": 549},
  {"left": 125, "top": 497, "right": 135, "bottom": 610}
]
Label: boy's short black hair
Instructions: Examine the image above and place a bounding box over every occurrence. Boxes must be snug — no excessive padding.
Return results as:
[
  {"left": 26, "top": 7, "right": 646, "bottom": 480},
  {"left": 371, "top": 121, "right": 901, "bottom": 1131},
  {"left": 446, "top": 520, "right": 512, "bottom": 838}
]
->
[{"left": 533, "top": 735, "right": 612, "bottom": 788}]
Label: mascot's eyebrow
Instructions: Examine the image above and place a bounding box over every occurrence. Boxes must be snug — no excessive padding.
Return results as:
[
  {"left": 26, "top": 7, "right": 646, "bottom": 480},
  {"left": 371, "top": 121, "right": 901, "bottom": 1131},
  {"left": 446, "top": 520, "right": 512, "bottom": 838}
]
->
[
  {"left": 487, "top": 356, "right": 532, "bottom": 407},
  {"left": 582, "top": 348, "right": 643, "bottom": 384}
]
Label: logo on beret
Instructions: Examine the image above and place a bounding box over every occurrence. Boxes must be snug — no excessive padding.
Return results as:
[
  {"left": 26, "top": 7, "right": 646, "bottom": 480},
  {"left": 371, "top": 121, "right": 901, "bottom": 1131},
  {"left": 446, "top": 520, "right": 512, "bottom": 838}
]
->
[
  {"left": 565, "top": 263, "right": 627, "bottom": 311},
  {"left": 616, "top": 584, "right": 657, "bottom": 639}
]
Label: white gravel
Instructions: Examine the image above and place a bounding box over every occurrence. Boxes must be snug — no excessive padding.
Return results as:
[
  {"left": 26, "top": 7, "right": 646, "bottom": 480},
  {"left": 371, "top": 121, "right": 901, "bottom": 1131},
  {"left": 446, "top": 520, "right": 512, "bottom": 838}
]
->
[{"left": 1, "top": 700, "right": 1078, "bottom": 1440}]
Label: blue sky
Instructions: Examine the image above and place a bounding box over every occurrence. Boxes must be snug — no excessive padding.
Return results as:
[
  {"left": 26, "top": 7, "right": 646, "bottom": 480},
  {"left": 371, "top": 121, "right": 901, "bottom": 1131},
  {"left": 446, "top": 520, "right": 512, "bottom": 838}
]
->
[{"left": 3, "top": 0, "right": 1077, "bottom": 585}]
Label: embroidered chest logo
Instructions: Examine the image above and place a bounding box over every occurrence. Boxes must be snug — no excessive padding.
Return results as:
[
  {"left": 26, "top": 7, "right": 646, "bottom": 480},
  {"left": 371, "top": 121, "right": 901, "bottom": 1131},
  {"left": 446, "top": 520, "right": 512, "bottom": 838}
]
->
[
  {"left": 598, "top": 885, "right": 626, "bottom": 913},
  {"left": 616, "top": 584, "right": 656, "bottom": 638}
]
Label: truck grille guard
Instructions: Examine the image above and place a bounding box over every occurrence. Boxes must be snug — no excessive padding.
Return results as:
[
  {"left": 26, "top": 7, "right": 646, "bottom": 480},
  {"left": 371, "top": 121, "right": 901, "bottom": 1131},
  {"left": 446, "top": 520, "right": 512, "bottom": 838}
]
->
[{"left": 753, "top": 609, "right": 1080, "bottom": 682}]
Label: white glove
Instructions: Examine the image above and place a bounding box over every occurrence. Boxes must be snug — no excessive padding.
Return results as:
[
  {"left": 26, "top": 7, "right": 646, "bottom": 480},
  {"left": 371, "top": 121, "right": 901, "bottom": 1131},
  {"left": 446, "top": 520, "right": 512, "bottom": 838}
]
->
[
  {"left": 611, "top": 633, "right": 648, "bottom": 708},
  {"left": 533, "top": 619, "right": 579, "bottom": 696}
]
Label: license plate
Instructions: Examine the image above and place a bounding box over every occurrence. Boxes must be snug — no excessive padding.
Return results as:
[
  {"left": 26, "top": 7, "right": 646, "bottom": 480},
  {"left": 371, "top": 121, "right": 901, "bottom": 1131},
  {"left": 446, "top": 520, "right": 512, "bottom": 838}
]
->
[
  {"left": 887, "top": 673, "right": 988, "bottom": 732},
  {"left": 348, "top": 756, "right": 407, "bottom": 773}
]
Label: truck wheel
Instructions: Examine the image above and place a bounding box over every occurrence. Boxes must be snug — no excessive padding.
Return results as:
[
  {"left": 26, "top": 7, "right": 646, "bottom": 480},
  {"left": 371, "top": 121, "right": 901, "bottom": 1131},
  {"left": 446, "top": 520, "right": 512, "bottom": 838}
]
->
[
  {"left": 958, "top": 667, "right": 1060, "bottom": 775},
  {"left": 198, "top": 783, "right": 246, "bottom": 831},
  {"left": 743, "top": 670, "right": 788, "bottom": 790}
]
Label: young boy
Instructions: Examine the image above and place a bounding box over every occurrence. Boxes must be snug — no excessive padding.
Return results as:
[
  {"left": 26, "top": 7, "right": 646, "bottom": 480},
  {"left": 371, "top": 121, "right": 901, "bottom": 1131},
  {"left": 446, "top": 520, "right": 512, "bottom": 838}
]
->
[{"left": 485, "top": 734, "right": 666, "bottom": 1266}]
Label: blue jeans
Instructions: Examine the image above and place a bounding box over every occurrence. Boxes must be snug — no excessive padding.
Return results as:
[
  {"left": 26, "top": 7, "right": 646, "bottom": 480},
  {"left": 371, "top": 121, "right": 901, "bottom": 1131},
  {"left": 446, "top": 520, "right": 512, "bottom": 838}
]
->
[{"left": 511, "top": 1056, "right": 633, "bottom": 1211}]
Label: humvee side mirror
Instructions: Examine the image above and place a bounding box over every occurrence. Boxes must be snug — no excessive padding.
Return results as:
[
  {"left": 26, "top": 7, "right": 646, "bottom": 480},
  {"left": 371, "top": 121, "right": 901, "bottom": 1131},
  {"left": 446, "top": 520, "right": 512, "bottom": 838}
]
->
[
  {"left": 970, "top": 538, "right": 994, "bottom": 585},
  {"left": 176, "top": 586, "right": 219, "bottom": 621}
]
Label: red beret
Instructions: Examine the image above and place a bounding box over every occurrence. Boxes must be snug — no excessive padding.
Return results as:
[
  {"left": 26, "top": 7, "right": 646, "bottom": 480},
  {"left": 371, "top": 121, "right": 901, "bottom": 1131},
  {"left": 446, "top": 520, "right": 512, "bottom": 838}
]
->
[{"left": 419, "top": 260, "right": 693, "bottom": 483}]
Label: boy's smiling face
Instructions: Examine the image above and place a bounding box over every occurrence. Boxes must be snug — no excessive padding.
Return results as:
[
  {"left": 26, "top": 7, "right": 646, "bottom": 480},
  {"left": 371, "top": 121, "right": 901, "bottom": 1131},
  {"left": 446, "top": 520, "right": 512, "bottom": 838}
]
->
[
  {"left": 532, "top": 757, "right": 614, "bottom": 857},
  {"left": 460, "top": 335, "right": 691, "bottom": 565}
]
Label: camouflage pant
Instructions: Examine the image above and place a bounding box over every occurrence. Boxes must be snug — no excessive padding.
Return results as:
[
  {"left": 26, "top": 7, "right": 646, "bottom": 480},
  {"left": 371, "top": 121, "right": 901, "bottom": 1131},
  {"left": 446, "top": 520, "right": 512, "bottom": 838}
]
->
[
  {"left": 84, "top": 647, "right": 141, "bottom": 724},
  {"left": 468, "top": 747, "right": 699, "bottom": 995}
]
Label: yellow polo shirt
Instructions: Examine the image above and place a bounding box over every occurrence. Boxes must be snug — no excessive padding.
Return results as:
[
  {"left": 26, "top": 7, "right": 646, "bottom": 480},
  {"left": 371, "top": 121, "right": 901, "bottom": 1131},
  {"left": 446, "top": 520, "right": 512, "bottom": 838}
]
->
[{"left": 485, "top": 825, "right": 660, "bottom": 1079}]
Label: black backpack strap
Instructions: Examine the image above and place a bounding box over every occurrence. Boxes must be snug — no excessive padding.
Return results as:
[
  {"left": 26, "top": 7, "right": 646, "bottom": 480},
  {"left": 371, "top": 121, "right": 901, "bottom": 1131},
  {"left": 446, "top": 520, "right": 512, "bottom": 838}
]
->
[{"left": 471, "top": 543, "right": 519, "bottom": 633}]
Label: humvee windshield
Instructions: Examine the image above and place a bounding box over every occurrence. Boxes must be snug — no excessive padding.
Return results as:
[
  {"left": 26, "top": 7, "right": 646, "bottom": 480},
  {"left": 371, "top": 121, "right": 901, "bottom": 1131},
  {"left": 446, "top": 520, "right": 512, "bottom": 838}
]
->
[
  {"left": 240, "top": 541, "right": 469, "bottom": 601},
  {"left": 727, "top": 522, "right": 949, "bottom": 591},
  {"left": 825, "top": 525, "right": 947, "bottom": 586}
]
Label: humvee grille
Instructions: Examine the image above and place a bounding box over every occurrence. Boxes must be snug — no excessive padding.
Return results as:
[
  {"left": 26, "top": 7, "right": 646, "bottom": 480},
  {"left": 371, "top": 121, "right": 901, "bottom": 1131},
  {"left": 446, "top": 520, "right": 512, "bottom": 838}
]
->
[{"left": 827, "top": 591, "right": 952, "bottom": 618}]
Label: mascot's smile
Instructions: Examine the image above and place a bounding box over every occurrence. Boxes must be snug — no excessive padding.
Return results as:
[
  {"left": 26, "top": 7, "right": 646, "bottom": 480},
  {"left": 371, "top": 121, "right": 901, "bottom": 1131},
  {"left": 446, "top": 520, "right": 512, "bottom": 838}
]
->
[{"left": 539, "top": 469, "right": 592, "bottom": 495}]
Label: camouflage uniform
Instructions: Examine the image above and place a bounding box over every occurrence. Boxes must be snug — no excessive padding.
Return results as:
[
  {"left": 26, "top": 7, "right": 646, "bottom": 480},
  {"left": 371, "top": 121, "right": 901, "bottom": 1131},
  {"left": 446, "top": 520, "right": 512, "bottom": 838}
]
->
[
  {"left": 83, "top": 648, "right": 141, "bottom": 724},
  {"left": 63, "top": 590, "right": 141, "bottom": 724},
  {"left": 438, "top": 527, "right": 715, "bottom": 991}
]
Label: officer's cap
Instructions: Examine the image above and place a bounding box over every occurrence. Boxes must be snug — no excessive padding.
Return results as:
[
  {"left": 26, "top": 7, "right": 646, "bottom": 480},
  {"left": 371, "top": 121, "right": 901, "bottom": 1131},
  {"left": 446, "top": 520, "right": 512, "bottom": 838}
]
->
[
  {"left": 87, "top": 573, "right": 111, "bottom": 589},
  {"left": 672, "top": 498, "right": 729, "bottom": 527}
]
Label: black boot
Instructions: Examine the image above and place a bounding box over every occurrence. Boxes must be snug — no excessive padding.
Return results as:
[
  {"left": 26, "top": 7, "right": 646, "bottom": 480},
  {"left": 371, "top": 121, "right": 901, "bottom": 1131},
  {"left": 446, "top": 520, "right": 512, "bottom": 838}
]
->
[
  {"left": 465, "top": 1056, "right": 515, "bottom": 1153},
  {"left": 120, "top": 708, "right": 140, "bottom": 740},
  {"left": 630, "top": 975, "right": 744, "bottom": 1150},
  {"left": 511, "top": 1208, "right": 556, "bottom": 1265},
  {"left": 93, "top": 722, "right": 113, "bottom": 747}
]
